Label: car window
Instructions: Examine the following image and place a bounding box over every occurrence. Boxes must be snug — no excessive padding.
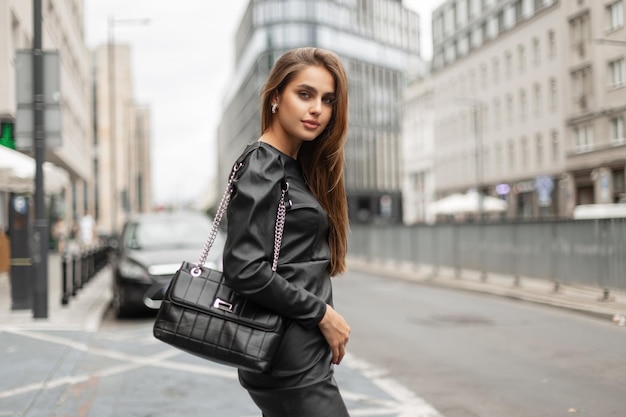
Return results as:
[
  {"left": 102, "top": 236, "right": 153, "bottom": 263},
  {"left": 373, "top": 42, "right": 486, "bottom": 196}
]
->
[{"left": 123, "top": 216, "right": 213, "bottom": 250}]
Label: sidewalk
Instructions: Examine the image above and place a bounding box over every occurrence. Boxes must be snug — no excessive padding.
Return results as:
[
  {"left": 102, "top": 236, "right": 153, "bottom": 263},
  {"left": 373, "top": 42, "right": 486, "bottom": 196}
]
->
[
  {"left": 1, "top": 255, "right": 625, "bottom": 416},
  {"left": 348, "top": 257, "right": 626, "bottom": 324},
  {"left": 0, "top": 253, "right": 112, "bottom": 331},
  {"left": 0, "top": 255, "right": 444, "bottom": 417},
  {"left": 2, "top": 254, "right": 625, "bottom": 331}
]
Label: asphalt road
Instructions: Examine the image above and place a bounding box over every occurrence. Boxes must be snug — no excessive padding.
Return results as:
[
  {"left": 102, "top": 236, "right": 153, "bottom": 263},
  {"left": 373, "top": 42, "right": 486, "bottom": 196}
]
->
[
  {"left": 13, "top": 268, "right": 620, "bottom": 417},
  {"left": 332, "top": 270, "right": 626, "bottom": 417}
]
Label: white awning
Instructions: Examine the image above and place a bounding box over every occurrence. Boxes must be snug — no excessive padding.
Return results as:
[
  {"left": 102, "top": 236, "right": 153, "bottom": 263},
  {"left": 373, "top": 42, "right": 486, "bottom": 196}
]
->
[
  {"left": 430, "top": 191, "right": 508, "bottom": 215},
  {"left": 0, "top": 146, "right": 69, "bottom": 194}
]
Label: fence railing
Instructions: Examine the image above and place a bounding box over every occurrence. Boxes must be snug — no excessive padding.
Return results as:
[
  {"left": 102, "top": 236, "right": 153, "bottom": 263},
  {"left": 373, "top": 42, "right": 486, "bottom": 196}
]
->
[
  {"left": 348, "top": 219, "right": 626, "bottom": 293},
  {"left": 61, "top": 245, "right": 110, "bottom": 305}
]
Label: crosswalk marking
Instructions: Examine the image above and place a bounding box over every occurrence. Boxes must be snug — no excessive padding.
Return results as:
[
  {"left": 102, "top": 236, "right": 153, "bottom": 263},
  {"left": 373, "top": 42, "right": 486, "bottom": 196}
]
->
[{"left": 1, "top": 328, "right": 443, "bottom": 417}]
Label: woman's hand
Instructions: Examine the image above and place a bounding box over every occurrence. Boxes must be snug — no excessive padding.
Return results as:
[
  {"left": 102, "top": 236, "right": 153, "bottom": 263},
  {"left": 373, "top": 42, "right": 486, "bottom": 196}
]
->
[{"left": 318, "top": 304, "right": 351, "bottom": 365}]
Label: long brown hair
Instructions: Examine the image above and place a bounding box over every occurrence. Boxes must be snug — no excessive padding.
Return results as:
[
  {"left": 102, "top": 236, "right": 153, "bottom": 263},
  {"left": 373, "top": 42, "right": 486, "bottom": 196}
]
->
[{"left": 260, "top": 47, "right": 349, "bottom": 276}]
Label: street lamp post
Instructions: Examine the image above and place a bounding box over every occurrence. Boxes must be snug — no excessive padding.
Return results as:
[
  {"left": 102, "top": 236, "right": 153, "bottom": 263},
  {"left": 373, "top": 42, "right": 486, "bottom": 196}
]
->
[
  {"left": 456, "top": 98, "right": 485, "bottom": 219},
  {"left": 456, "top": 97, "right": 486, "bottom": 280},
  {"left": 107, "top": 16, "right": 149, "bottom": 236},
  {"left": 32, "top": 0, "right": 48, "bottom": 318},
  {"left": 472, "top": 102, "right": 484, "bottom": 220}
]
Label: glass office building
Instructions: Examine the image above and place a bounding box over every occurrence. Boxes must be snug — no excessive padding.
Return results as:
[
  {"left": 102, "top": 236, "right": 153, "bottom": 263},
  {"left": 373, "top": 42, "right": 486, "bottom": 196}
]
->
[{"left": 217, "top": 0, "right": 422, "bottom": 223}]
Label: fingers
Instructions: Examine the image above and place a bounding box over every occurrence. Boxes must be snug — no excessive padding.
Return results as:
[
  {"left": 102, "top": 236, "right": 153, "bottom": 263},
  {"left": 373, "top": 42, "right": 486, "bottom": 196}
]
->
[
  {"left": 330, "top": 331, "right": 348, "bottom": 365},
  {"left": 319, "top": 304, "right": 350, "bottom": 365},
  {"left": 333, "top": 343, "right": 346, "bottom": 365}
]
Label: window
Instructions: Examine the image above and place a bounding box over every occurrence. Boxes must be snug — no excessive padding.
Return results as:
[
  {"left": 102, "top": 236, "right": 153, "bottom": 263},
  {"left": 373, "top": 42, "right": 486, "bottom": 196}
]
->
[
  {"left": 505, "top": 51, "right": 513, "bottom": 79},
  {"left": 482, "top": 104, "right": 489, "bottom": 134},
  {"left": 483, "top": 146, "right": 490, "bottom": 176},
  {"left": 574, "top": 124, "right": 593, "bottom": 152},
  {"left": 460, "top": 0, "right": 469, "bottom": 21},
  {"left": 609, "top": 59, "right": 625, "bottom": 88},
  {"left": 548, "top": 30, "right": 556, "bottom": 59},
  {"left": 533, "top": 38, "right": 541, "bottom": 67},
  {"left": 611, "top": 116, "right": 625, "bottom": 144},
  {"left": 521, "top": 136, "right": 529, "bottom": 168},
  {"left": 470, "top": 0, "right": 480, "bottom": 17},
  {"left": 469, "top": 68, "right": 477, "bottom": 94},
  {"left": 549, "top": 78, "right": 558, "bottom": 110},
  {"left": 508, "top": 139, "right": 516, "bottom": 170},
  {"left": 534, "top": 84, "right": 542, "bottom": 117},
  {"left": 506, "top": 94, "right": 514, "bottom": 124},
  {"left": 495, "top": 143, "right": 503, "bottom": 174},
  {"left": 514, "top": 0, "right": 523, "bottom": 22},
  {"left": 497, "top": 10, "right": 506, "bottom": 33},
  {"left": 494, "top": 98, "right": 501, "bottom": 130},
  {"left": 444, "top": 5, "right": 455, "bottom": 35},
  {"left": 518, "top": 44, "right": 526, "bottom": 73},
  {"left": 519, "top": 89, "right": 527, "bottom": 122},
  {"left": 433, "top": 14, "right": 444, "bottom": 43},
  {"left": 493, "top": 58, "right": 500, "bottom": 84},
  {"left": 445, "top": 41, "right": 457, "bottom": 63},
  {"left": 481, "top": 21, "right": 488, "bottom": 42},
  {"left": 481, "top": 63, "right": 488, "bottom": 89},
  {"left": 607, "top": 1, "right": 624, "bottom": 31},
  {"left": 536, "top": 134, "right": 543, "bottom": 167},
  {"left": 551, "top": 130, "right": 559, "bottom": 162},
  {"left": 570, "top": 13, "right": 590, "bottom": 53},
  {"left": 572, "top": 66, "right": 592, "bottom": 109}
]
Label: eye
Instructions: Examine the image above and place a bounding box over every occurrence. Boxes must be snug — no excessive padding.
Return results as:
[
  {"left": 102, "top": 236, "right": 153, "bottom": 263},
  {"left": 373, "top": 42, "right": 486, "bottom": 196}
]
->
[
  {"left": 323, "top": 96, "right": 336, "bottom": 105},
  {"left": 299, "top": 91, "right": 311, "bottom": 99}
]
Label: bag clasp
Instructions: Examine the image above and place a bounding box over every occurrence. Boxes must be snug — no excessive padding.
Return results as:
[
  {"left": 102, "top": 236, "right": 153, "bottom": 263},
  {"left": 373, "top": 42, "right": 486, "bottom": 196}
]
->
[{"left": 213, "top": 298, "right": 234, "bottom": 313}]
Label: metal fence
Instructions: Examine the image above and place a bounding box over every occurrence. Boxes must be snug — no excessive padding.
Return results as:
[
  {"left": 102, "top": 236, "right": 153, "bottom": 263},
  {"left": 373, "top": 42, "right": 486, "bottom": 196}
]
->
[{"left": 348, "top": 219, "right": 626, "bottom": 292}]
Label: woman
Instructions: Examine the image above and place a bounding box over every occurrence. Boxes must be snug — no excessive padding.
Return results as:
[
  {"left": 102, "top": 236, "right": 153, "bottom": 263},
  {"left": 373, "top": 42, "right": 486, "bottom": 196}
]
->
[{"left": 222, "top": 47, "right": 351, "bottom": 416}]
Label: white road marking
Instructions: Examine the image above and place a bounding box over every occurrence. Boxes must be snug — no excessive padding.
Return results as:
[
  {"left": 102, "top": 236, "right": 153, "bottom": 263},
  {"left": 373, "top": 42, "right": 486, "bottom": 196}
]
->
[
  {"left": 1, "top": 330, "right": 444, "bottom": 417},
  {"left": 344, "top": 354, "right": 444, "bottom": 417}
]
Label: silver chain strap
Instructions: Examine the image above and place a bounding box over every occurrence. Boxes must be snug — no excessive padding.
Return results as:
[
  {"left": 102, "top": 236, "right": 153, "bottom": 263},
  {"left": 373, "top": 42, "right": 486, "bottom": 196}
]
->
[
  {"left": 272, "top": 182, "right": 288, "bottom": 272},
  {"left": 191, "top": 162, "right": 287, "bottom": 277}
]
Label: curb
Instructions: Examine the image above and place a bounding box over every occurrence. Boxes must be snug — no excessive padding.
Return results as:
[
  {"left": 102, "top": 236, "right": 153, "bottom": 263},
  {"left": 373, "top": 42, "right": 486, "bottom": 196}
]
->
[{"left": 347, "top": 258, "right": 626, "bottom": 322}]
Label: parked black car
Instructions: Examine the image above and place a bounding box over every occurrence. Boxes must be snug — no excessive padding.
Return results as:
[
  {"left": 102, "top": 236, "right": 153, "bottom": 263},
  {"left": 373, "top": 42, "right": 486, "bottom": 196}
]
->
[{"left": 110, "top": 211, "right": 224, "bottom": 317}]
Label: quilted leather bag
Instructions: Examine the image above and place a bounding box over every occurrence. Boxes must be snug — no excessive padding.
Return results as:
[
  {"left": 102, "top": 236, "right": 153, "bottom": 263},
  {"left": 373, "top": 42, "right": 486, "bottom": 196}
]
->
[{"left": 153, "top": 162, "right": 288, "bottom": 373}]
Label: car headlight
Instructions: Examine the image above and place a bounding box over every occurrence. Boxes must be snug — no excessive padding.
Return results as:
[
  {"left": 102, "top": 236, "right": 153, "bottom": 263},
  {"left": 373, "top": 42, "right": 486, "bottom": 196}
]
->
[{"left": 119, "top": 259, "right": 149, "bottom": 281}]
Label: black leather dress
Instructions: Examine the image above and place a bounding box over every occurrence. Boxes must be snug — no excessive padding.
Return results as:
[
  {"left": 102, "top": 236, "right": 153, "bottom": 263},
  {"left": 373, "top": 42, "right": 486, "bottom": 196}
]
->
[{"left": 222, "top": 141, "right": 350, "bottom": 417}]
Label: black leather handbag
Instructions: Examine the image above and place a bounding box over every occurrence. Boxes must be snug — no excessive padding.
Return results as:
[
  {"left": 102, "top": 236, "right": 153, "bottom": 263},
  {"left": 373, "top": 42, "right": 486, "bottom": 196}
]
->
[{"left": 153, "top": 162, "right": 288, "bottom": 373}]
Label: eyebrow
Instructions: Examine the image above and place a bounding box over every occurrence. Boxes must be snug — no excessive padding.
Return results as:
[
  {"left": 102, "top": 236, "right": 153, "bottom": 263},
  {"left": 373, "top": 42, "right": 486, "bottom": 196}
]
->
[{"left": 295, "top": 83, "right": 335, "bottom": 95}]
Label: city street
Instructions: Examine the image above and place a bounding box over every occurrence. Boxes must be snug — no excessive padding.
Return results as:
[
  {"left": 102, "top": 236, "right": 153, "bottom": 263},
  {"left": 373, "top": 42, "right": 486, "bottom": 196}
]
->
[
  {"left": 333, "top": 271, "right": 626, "bottom": 417},
  {"left": 0, "top": 310, "right": 441, "bottom": 417},
  {"left": 3, "top": 1, "right": 626, "bottom": 416},
  {"left": 1, "top": 267, "right": 625, "bottom": 417}
]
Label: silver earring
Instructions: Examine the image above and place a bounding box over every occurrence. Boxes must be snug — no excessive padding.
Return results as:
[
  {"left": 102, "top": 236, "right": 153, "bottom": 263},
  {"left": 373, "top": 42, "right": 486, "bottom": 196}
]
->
[{"left": 271, "top": 103, "right": 278, "bottom": 114}]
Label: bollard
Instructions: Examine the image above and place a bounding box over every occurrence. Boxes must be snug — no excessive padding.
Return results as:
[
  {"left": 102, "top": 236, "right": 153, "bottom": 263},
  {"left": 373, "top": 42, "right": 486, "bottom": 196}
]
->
[
  {"left": 81, "top": 252, "right": 88, "bottom": 286},
  {"left": 71, "top": 254, "right": 76, "bottom": 295},
  {"left": 90, "top": 249, "right": 96, "bottom": 278},
  {"left": 61, "top": 254, "right": 70, "bottom": 305},
  {"left": 600, "top": 288, "right": 611, "bottom": 301},
  {"left": 73, "top": 254, "right": 82, "bottom": 291}
]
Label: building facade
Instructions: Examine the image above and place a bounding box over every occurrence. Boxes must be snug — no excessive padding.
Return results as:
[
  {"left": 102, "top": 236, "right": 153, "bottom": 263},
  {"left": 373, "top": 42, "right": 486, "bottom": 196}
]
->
[
  {"left": 94, "top": 44, "right": 152, "bottom": 235},
  {"left": 405, "top": 0, "right": 626, "bottom": 222},
  {"left": 402, "top": 75, "right": 435, "bottom": 224},
  {"left": 217, "top": 0, "right": 422, "bottom": 223},
  {"left": 0, "top": 0, "right": 93, "bottom": 232},
  {"left": 563, "top": 0, "right": 626, "bottom": 209}
]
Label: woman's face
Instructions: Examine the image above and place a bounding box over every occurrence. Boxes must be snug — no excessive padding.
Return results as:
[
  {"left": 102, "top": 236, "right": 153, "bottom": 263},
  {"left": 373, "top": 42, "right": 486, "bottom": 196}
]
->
[{"left": 273, "top": 65, "right": 335, "bottom": 145}]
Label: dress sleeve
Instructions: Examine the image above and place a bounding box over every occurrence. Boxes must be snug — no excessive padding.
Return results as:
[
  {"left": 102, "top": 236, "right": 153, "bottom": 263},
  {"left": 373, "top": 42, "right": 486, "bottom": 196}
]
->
[{"left": 222, "top": 147, "right": 327, "bottom": 329}]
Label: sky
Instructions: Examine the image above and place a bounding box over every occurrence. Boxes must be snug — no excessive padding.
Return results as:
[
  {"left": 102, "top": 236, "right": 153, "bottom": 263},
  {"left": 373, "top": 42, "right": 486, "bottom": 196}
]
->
[{"left": 84, "top": 0, "right": 443, "bottom": 206}]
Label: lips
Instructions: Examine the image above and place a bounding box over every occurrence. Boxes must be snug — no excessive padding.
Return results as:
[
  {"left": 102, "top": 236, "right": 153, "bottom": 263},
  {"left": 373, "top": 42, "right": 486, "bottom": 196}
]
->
[{"left": 302, "top": 120, "right": 320, "bottom": 129}]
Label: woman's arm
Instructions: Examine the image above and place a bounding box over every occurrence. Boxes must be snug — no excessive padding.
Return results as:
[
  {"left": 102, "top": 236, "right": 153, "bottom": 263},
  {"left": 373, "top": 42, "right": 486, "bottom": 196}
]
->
[{"left": 222, "top": 147, "right": 327, "bottom": 329}]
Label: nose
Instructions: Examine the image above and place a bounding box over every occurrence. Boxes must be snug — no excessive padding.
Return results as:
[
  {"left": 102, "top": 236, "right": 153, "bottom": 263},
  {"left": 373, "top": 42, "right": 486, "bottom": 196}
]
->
[{"left": 309, "top": 99, "right": 322, "bottom": 115}]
